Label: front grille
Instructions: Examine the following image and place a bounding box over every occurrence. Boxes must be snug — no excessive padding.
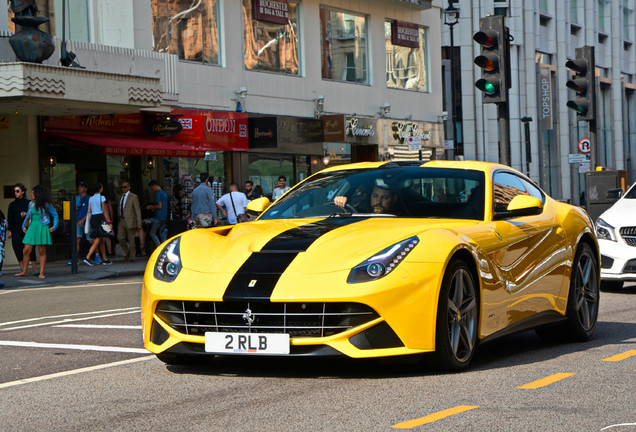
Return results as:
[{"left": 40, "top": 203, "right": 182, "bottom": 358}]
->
[
  {"left": 155, "top": 300, "right": 379, "bottom": 338},
  {"left": 623, "top": 259, "right": 636, "bottom": 273},
  {"left": 620, "top": 226, "right": 636, "bottom": 247},
  {"left": 600, "top": 255, "right": 614, "bottom": 269}
]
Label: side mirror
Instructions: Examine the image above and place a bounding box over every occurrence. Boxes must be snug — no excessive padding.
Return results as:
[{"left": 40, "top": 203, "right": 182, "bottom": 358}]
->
[
  {"left": 505, "top": 195, "right": 543, "bottom": 217},
  {"left": 246, "top": 197, "right": 270, "bottom": 218},
  {"left": 606, "top": 188, "right": 623, "bottom": 200}
]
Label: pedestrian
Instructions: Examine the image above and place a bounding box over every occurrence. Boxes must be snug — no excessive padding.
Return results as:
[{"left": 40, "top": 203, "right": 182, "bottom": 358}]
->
[
  {"left": 14, "top": 185, "right": 59, "bottom": 279},
  {"left": 245, "top": 180, "right": 262, "bottom": 200},
  {"left": 254, "top": 184, "right": 264, "bottom": 199},
  {"left": 216, "top": 182, "right": 249, "bottom": 225},
  {"left": 0, "top": 210, "right": 6, "bottom": 288},
  {"left": 116, "top": 181, "right": 142, "bottom": 262},
  {"left": 103, "top": 192, "right": 115, "bottom": 257},
  {"left": 7, "top": 183, "right": 37, "bottom": 275},
  {"left": 146, "top": 180, "right": 168, "bottom": 247},
  {"left": 191, "top": 173, "right": 218, "bottom": 228},
  {"left": 271, "top": 175, "right": 290, "bottom": 200},
  {"left": 83, "top": 182, "right": 113, "bottom": 266},
  {"left": 67, "top": 181, "right": 90, "bottom": 265}
]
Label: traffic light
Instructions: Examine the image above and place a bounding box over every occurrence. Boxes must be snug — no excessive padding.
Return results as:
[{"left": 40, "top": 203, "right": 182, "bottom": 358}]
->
[
  {"left": 565, "top": 46, "right": 596, "bottom": 121},
  {"left": 473, "top": 16, "right": 509, "bottom": 104}
]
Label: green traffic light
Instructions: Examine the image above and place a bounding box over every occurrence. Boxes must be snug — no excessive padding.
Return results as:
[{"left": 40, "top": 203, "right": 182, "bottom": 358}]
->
[
  {"left": 476, "top": 79, "right": 497, "bottom": 95},
  {"left": 566, "top": 101, "right": 587, "bottom": 114}
]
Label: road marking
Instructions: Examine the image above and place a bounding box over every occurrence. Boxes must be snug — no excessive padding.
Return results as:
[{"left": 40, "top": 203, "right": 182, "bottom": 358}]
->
[
  {"left": 0, "top": 340, "right": 149, "bottom": 354},
  {"left": 0, "top": 280, "right": 142, "bottom": 295},
  {"left": 0, "top": 307, "right": 140, "bottom": 327},
  {"left": 392, "top": 405, "right": 479, "bottom": 429},
  {"left": 0, "top": 355, "right": 155, "bottom": 389},
  {"left": 601, "top": 423, "right": 636, "bottom": 431},
  {"left": 602, "top": 350, "right": 636, "bottom": 362},
  {"left": 517, "top": 372, "right": 576, "bottom": 389},
  {"left": 0, "top": 308, "right": 141, "bottom": 331},
  {"left": 54, "top": 324, "right": 142, "bottom": 330}
]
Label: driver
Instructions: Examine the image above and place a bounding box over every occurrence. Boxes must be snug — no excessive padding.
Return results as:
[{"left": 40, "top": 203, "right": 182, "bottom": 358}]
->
[{"left": 334, "top": 181, "right": 397, "bottom": 214}]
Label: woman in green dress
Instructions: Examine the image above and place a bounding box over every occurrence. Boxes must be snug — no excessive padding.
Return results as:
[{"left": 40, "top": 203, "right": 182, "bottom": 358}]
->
[{"left": 14, "top": 185, "right": 58, "bottom": 279}]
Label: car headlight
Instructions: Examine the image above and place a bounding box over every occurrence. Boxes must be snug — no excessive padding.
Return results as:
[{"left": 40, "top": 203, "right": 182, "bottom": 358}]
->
[
  {"left": 595, "top": 218, "right": 617, "bottom": 242},
  {"left": 348, "top": 236, "right": 419, "bottom": 284},
  {"left": 154, "top": 237, "right": 182, "bottom": 282}
]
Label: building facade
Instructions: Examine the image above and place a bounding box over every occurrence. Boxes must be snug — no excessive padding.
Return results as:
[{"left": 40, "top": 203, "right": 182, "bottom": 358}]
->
[
  {"left": 0, "top": 0, "right": 444, "bottom": 265},
  {"left": 441, "top": 0, "right": 636, "bottom": 203}
]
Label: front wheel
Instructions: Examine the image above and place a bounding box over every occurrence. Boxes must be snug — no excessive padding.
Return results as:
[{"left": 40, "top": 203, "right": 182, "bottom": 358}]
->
[
  {"left": 432, "top": 260, "right": 479, "bottom": 371},
  {"left": 565, "top": 242, "right": 600, "bottom": 341}
]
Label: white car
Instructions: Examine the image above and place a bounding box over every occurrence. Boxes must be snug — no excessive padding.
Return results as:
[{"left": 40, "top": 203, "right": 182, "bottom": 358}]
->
[{"left": 595, "top": 183, "right": 636, "bottom": 289}]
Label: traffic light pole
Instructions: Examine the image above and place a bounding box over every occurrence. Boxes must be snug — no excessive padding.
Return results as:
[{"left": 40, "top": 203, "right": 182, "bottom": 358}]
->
[
  {"left": 589, "top": 119, "right": 597, "bottom": 171},
  {"left": 498, "top": 101, "right": 511, "bottom": 166}
]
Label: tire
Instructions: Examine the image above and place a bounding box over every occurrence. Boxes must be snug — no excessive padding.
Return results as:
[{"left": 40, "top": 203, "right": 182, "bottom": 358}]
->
[
  {"left": 431, "top": 260, "right": 479, "bottom": 372},
  {"left": 564, "top": 242, "right": 600, "bottom": 341},
  {"left": 600, "top": 280, "right": 623, "bottom": 291}
]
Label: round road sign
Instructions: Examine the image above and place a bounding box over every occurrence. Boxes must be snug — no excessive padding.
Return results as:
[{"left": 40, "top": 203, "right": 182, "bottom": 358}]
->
[{"left": 578, "top": 138, "right": 591, "bottom": 154}]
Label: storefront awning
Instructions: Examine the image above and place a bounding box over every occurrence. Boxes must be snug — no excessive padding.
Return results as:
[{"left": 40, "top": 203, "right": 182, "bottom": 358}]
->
[{"left": 51, "top": 134, "right": 207, "bottom": 158}]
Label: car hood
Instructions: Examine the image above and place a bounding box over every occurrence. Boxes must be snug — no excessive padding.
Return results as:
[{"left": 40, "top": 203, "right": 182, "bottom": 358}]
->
[
  {"left": 179, "top": 217, "right": 472, "bottom": 274},
  {"left": 599, "top": 198, "right": 636, "bottom": 227}
]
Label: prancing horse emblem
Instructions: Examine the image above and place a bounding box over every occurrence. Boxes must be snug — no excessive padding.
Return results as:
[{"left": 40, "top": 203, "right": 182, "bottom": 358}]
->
[
  {"left": 248, "top": 279, "right": 257, "bottom": 287},
  {"left": 242, "top": 308, "right": 255, "bottom": 325}
]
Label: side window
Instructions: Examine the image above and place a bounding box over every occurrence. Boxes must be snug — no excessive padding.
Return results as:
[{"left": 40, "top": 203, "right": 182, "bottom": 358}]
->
[
  {"left": 519, "top": 178, "right": 545, "bottom": 202},
  {"left": 492, "top": 172, "right": 528, "bottom": 213}
]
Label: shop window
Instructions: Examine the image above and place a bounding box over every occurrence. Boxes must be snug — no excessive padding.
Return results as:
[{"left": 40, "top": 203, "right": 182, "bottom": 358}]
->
[
  {"left": 248, "top": 154, "right": 294, "bottom": 198},
  {"left": 152, "top": 0, "right": 220, "bottom": 64},
  {"left": 242, "top": 0, "right": 300, "bottom": 75},
  {"left": 320, "top": 7, "right": 369, "bottom": 84},
  {"left": 8, "top": 0, "right": 88, "bottom": 43},
  {"left": 384, "top": 21, "right": 428, "bottom": 92}
]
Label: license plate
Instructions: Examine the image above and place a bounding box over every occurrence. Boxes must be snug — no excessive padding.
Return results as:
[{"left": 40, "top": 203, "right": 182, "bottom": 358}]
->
[{"left": 205, "top": 332, "right": 290, "bottom": 355}]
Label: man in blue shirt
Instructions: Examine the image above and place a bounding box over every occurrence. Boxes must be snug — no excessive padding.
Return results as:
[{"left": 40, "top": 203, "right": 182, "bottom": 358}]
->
[
  {"left": 68, "top": 181, "right": 90, "bottom": 264},
  {"left": 146, "top": 180, "right": 168, "bottom": 248}
]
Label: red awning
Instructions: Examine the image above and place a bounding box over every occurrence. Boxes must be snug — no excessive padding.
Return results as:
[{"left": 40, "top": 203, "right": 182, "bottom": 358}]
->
[{"left": 51, "top": 134, "right": 208, "bottom": 158}]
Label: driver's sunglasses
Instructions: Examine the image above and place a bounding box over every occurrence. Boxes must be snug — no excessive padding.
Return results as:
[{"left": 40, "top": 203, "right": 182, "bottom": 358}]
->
[{"left": 14, "top": 189, "right": 21, "bottom": 193}]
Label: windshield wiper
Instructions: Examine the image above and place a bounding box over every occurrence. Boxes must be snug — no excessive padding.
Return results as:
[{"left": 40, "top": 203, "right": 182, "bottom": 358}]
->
[{"left": 324, "top": 213, "right": 396, "bottom": 219}]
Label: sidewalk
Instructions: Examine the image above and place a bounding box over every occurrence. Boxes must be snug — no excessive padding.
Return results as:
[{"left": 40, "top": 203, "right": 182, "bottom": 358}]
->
[{"left": 0, "top": 257, "right": 148, "bottom": 290}]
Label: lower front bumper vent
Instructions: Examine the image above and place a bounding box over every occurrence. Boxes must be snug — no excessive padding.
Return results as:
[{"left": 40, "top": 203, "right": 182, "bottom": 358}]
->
[{"left": 155, "top": 300, "right": 379, "bottom": 338}]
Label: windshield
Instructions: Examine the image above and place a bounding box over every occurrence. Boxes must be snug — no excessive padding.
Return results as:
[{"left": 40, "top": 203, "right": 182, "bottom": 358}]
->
[
  {"left": 625, "top": 183, "right": 636, "bottom": 199},
  {"left": 260, "top": 166, "right": 485, "bottom": 220}
]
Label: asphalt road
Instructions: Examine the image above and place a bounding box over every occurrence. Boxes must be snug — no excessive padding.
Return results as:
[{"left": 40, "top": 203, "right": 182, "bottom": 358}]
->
[{"left": 1, "top": 279, "right": 635, "bottom": 431}]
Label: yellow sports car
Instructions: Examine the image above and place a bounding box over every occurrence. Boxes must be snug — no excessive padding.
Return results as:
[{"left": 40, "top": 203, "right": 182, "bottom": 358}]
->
[{"left": 142, "top": 161, "right": 599, "bottom": 371}]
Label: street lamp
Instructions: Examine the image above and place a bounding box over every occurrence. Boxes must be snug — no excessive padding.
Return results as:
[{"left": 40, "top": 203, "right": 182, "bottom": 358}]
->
[
  {"left": 520, "top": 116, "right": 533, "bottom": 175},
  {"left": 443, "top": 0, "right": 459, "bottom": 160}
]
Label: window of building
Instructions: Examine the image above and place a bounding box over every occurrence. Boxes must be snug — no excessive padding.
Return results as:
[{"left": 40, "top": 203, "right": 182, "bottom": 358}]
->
[
  {"left": 624, "top": 0, "right": 632, "bottom": 40},
  {"left": 384, "top": 21, "right": 429, "bottom": 92},
  {"left": 571, "top": 0, "right": 579, "bottom": 23},
  {"left": 320, "top": 7, "right": 369, "bottom": 84},
  {"left": 242, "top": 0, "right": 300, "bottom": 75},
  {"left": 598, "top": 0, "right": 607, "bottom": 33},
  {"left": 152, "top": 0, "right": 220, "bottom": 64},
  {"left": 539, "top": 0, "right": 549, "bottom": 14},
  {"left": 8, "top": 0, "right": 89, "bottom": 43}
]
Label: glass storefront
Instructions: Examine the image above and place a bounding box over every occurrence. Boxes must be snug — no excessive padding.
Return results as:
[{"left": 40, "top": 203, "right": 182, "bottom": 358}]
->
[
  {"left": 152, "top": 0, "right": 220, "bottom": 64},
  {"left": 320, "top": 7, "right": 369, "bottom": 84},
  {"left": 242, "top": 0, "right": 300, "bottom": 75},
  {"left": 384, "top": 21, "right": 429, "bottom": 92}
]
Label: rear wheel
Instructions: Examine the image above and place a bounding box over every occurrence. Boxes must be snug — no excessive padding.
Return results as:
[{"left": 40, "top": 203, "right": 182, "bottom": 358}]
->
[
  {"left": 432, "top": 260, "right": 479, "bottom": 371},
  {"left": 565, "top": 242, "right": 599, "bottom": 341}
]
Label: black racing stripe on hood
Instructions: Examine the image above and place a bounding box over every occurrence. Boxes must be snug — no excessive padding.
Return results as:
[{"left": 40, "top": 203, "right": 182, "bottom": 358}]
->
[
  {"left": 261, "top": 217, "right": 368, "bottom": 252},
  {"left": 223, "top": 217, "right": 369, "bottom": 301},
  {"left": 223, "top": 252, "right": 298, "bottom": 301}
]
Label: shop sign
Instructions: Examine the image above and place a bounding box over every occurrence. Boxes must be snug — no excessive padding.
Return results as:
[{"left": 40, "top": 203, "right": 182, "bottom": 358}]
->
[
  {"left": 391, "top": 121, "right": 431, "bottom": 144},
  {"left": 539, "top": 66, "right": 553, "bottom": 130},
  {"left": 322, "top": 114, "right": 345, "bottom": 142},
  {"left": 103, "top": 146, "right": 205, "bottom": 158},
  {"left": 391, "top": 21, "right": 420, "bottom": 48},
  {"left": 249, "top": 117, "right": 278, "bottom": 148},
  {"left": 169, "top": 109, "right": 249, "bottom": 151},
  {"left": 149, "top": 118, "right": 183, "bottom": 137},
  {"left": 278, "top": 116, "right": 322, "bottom": 146},
  {"left": 347, "top": 117, "right": 375, "bottom": 138},
  {"left": 42, "top": 114, "right": 144, "bottom": 135},
  {"left": 252, "top": 0, "right": 289, "bottom": 25}
]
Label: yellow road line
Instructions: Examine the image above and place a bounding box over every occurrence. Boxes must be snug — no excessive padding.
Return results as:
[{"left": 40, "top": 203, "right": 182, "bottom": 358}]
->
[
  {"left": 517, "top": 372, "right": 576, "bottom": 389},
  {"left": 392, "top": 405, "right": 479, "bottom": 429},
  {"left": 602, "top": 350, "right": 636, "bottom": 362}
]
